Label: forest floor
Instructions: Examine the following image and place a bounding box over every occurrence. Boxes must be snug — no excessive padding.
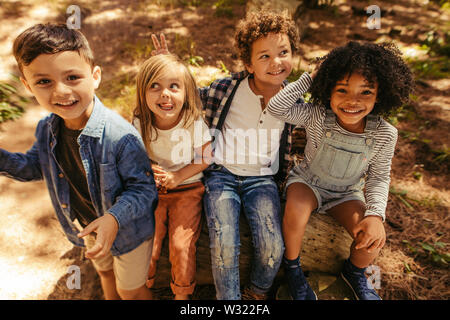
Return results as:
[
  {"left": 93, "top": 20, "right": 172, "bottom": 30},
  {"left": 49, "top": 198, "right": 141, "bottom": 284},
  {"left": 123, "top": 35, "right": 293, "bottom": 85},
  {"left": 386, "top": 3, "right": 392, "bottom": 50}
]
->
[{"left": 0, "top": 0, "right": 448, "bottom": 300}]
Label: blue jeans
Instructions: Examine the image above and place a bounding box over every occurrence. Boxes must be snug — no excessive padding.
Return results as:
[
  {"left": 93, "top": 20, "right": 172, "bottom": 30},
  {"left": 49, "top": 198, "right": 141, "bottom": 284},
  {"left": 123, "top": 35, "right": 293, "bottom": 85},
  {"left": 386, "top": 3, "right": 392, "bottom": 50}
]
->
[{"left": 203, "top": 165, "right": 284, "bottom": 300}]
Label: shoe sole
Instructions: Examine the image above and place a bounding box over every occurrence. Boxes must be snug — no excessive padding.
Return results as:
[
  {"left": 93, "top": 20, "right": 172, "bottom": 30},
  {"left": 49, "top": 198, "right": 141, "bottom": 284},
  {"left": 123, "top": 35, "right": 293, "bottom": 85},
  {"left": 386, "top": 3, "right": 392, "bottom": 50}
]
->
[
  {"left": 288, "top": 289, "right": 318, "bottom": 301},
  {"left": 340, "top": 273, "right": 382, "bottom": 301}
]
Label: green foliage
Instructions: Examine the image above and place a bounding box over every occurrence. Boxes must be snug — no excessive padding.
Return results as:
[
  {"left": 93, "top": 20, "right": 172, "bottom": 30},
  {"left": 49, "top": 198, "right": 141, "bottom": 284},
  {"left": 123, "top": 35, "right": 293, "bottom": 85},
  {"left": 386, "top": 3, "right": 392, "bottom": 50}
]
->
[
  {"left": 389, "top": 187, "right": 414, "bottom": 209},
  {"left": 214, "top": 0, "right": 234, "bottom": 18},
  {"left": 213, "top": 0, "right": 244, "bottom": 18},
  {"left": 420, "top": 30, "right": 450, "bottom": 57},
  {"left": 97, "top": 73, "right": 136, "bottom": 120},
  {"left": 407, "top": 29, "right": 450, "bottom": 79},
  {"left": 432, "top": 145, "right": 450, "bottom": 164},
  {"left": 173, "top": 34, "right": 204, "bottom": 67},
  {"left": 218, "top": 60, "right": 231, "bottom": 76},
  {"left": 402, "top": 240, "right": 450, "bottom": 266},
  {"left": 407, "top": 56, "right": 450, "bottom": 79},
  {"left": 386, "top": 98, "right": 418, "bottom": 126},
  {"left": 124, "top": 40, "right": 154, "bottom": 61},
  {"left": 187, "top": 55, "right": 204, "bottom": 67},
  {"left": 287, "top": 68, "right": 307, "bottom": 83},
  {"left": 0, "top": 76, "right": 28, "bottom": 126},
  {"left": 430, "top": 0, "right": 450, "bottom": 9}
]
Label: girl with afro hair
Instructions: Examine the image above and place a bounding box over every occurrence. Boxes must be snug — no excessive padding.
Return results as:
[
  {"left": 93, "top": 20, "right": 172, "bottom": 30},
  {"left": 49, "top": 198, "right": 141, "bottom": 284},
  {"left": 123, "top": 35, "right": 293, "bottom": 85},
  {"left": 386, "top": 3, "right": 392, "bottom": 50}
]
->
[{"left": 267, "top": 41, "right": 414, "bottom": 300}]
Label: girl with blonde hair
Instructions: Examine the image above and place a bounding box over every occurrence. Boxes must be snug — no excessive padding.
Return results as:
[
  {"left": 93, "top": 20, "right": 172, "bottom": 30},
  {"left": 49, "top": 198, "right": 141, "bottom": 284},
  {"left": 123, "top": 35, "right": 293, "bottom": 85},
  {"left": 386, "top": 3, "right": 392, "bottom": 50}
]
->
[{"left": 133, "top": 54, "right": 212, "bottom": 300}]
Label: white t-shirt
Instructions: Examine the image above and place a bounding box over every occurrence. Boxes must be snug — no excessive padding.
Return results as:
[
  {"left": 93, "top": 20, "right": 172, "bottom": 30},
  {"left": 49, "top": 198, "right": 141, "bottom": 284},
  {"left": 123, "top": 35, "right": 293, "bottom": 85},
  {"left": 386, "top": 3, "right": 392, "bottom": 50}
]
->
[
  {"left": 213, "top": 76, "right": 285, "bottom": 176},
  {"left": 134, "top": 117, "right": 212, "bottom": 185}
]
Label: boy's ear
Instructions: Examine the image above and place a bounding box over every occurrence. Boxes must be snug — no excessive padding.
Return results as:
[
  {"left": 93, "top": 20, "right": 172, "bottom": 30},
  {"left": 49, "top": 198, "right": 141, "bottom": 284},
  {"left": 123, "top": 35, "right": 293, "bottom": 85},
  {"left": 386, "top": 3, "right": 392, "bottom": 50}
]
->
[
  {"left": 20, "top": 76, "right": 32, "bottom": 94},
  {"left": 245, "top": 63, "right": 254, "bottom": 74},
  {"left": 92, "top": 66, "right": 102, "bottom": 89}
]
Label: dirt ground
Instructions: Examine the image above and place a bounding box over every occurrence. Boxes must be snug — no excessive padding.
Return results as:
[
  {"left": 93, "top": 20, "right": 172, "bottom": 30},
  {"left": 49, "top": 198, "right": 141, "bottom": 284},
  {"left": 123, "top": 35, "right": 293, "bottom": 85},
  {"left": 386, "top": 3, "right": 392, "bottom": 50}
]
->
[{"left": 0, "top": 0, "right": 448, "bottom": 300}]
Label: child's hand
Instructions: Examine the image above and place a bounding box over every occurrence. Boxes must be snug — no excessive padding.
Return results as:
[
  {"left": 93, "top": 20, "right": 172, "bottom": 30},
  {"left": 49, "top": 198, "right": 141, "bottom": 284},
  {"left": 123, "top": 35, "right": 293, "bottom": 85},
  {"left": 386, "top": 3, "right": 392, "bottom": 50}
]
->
[
  {"left": 161, "top": 171, "right": 182, "bottom": 190},
  {"left": 151, "top": 33, "right": 170, "bottom": 56},
  {"left": 77, "top": 213, "right": 119, "bottom": 259},
  {"left": 353, "top": 216, "right": 386, "bottom": 253},
  {"left": 152, "top": 164, "right": 167, "bottom": 188}
]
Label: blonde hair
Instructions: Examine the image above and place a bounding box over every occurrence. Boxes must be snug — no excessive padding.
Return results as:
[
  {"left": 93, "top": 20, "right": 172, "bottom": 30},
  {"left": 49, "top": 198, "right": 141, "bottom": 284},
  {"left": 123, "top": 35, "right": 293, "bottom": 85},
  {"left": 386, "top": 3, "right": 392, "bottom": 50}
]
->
[{"left": 133, "top": 54, "right": 202, "bottom": 154}]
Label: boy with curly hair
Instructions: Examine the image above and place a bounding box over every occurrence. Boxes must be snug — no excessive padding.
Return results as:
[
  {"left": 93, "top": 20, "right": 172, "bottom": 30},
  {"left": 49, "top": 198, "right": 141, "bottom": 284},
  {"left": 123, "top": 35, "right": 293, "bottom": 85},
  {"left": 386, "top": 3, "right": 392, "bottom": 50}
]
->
[
  {"left": 151, "top": 10, "right": 302, "bottom": 299},
  {"left": 267, "top": 41, "right": 414, "bottom": 300}
]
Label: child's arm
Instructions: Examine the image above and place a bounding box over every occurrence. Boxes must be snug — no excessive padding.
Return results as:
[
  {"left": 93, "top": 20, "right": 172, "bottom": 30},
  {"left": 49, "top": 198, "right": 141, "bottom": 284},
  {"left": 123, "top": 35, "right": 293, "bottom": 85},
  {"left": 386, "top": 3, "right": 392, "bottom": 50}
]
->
[
  {"left": 156, "top": 141, "right": 212, "bottom": 190},
  {"left": 365, "top": 129, "right": 398, "bottom": 221},
  {"left": 0, "top": 144, "right": 42, "bottom": 181},
  {"left": 0, "top": 121, "right": 44, "bottom": 181},
  {"left": 267, "top": 72, "right": 314, "bottom": 126},
  {"left": 353, "top": 128, "right": 398, "bottom": 252}
]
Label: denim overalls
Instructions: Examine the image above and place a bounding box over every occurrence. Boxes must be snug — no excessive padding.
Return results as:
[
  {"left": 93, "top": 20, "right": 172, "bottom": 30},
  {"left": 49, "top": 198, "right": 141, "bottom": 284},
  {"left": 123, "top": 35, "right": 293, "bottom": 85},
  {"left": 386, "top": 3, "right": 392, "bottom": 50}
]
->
[{"left": 286, "top": 109, "right": 379, "bottom": 212}]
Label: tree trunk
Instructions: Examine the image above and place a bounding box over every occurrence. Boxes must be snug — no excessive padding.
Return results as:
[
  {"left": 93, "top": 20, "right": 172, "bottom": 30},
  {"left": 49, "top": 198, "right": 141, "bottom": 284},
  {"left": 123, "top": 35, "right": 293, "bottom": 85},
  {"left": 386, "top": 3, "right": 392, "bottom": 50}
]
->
[{"left": 153, "top": 206, "right": 353, "bottom": 288}]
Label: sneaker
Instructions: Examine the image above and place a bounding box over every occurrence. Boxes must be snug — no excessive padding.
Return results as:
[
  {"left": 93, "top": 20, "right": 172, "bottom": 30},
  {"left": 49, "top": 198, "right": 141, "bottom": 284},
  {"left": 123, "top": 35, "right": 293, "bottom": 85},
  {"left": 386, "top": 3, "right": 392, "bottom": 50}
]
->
[
  {"left": 241, "top": 287, "right": 268, "bottom": 300},
  {"left": 341, "top": 259, "right": 381, "bottom": 300},
  {"left": 283, "top": 257, "right": 317, "bottom": 300}
]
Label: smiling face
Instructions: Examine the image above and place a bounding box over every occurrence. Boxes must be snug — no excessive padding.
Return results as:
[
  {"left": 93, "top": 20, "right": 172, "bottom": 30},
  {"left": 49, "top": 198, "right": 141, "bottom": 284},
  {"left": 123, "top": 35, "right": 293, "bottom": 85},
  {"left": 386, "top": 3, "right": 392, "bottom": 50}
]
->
[
  {"left": 245, "top": 33, "right": 293, "bottom": 90},
  {"left": 330, "top": 72, "right": 378, "bottom": 133},
  {"left": 21, "top": 51, "right": 101, "bottom": 130},
  {"left": 145, "top": 63, "right": 186, "bottom": 130}
]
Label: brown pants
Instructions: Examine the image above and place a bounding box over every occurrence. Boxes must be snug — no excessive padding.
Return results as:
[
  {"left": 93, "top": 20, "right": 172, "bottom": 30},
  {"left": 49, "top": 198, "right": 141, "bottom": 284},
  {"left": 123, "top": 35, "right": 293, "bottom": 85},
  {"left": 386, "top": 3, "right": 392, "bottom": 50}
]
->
[{"left": 146, "top": 181, "right": 204, "bottom": 295}]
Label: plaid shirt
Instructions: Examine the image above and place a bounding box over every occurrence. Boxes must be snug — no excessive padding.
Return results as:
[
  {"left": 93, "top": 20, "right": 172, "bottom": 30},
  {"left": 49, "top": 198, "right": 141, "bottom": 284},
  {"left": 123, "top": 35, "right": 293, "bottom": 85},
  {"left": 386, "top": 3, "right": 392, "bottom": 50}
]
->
[{"left": 199, "top": 70, "right": 296, "bottom": 193}]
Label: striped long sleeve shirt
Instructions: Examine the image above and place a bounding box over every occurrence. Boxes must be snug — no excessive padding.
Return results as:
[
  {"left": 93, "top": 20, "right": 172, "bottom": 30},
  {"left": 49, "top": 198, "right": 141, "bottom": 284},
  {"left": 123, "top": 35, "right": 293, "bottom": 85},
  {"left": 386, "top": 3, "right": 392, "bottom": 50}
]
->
[{"left": 267, "top": 72, "right": 398, "bottom": 220}]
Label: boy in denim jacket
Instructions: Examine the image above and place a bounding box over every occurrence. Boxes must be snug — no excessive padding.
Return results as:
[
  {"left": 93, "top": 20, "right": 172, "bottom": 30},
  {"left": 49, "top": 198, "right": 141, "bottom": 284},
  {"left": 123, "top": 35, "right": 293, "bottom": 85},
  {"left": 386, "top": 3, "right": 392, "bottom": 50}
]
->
[{"left": 0, "top": 23, "right": 157, "bottom": 299}]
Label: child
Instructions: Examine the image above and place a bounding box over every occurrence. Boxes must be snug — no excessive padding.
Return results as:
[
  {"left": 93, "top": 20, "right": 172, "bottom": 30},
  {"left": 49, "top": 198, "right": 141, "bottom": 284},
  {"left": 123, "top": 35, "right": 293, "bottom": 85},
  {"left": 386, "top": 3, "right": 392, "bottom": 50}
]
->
[
  {"left": 267, "top": 41, "right": 414, "bottom": 300},
  {"left": 151, "top": 10, "right": 301, "bottom": 300},
  {"left": 132, "top": 54, "right": 212, "bottom": 300},
  {"left": 1, "top": 23, "right": 158, "bottom": 300}
]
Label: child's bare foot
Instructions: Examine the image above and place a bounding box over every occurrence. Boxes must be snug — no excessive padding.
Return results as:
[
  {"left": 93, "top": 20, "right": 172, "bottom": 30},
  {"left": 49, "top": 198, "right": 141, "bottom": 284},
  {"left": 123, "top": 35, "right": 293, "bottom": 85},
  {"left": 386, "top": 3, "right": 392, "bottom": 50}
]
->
[{"left": 174, "top": 294, "right": 190, "bottom": 300}]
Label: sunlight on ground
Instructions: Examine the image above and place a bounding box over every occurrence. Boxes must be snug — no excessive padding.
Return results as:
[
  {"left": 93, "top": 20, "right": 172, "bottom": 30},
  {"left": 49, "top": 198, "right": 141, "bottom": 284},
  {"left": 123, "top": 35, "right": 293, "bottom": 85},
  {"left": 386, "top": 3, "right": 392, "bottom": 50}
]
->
[
  {"left": 0, "top": 257, "right": 65, "bottom": 299},
  {"left": 86, "top": 8, "right": 126, "bottom": 24}
]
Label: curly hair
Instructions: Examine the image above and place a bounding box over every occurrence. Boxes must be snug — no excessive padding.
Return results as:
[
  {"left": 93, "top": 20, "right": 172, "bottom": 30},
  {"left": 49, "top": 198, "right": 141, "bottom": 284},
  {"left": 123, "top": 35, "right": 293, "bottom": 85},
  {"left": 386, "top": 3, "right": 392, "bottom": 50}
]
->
[
  {"left": 234, "top": 10, "right": 299, "bottom": 66},
  {"left": 310, "top": 41, "right": 414, "bottom": 115}
]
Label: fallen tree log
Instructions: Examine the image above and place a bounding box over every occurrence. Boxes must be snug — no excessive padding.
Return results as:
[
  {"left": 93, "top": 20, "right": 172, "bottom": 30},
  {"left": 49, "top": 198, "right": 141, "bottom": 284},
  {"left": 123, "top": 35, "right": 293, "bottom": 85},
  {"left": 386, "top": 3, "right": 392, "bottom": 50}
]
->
[{"left": 153, "top": 206, "right": 353, "bottom": 288}]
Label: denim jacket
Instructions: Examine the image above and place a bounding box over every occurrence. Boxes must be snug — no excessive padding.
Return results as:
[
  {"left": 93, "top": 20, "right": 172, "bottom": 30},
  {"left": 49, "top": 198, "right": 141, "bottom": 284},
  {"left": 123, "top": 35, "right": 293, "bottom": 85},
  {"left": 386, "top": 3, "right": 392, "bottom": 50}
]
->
[{"left": 0, "top": 96, "right": 157, "bottom": 255}]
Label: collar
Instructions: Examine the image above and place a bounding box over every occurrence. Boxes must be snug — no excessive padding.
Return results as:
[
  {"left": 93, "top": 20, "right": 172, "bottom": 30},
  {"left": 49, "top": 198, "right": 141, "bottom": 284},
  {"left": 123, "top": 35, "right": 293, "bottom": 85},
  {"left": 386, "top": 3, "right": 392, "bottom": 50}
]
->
[{"left": 80, "top": 95, "right": 105, "bottom": 138}]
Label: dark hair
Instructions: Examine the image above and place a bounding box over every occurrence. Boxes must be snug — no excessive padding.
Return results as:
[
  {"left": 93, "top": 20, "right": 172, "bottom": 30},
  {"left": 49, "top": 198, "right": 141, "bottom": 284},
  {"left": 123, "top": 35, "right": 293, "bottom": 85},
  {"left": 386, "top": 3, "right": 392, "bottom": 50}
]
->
[
  {"left": 310, "top": 41, "right": 414, "bottom": 115},
  {"left": 13, "top": 23, "right": 94, "bottom": 72},
  {"left": 234, "top": 10, "right": 299, "bottom": 66}
]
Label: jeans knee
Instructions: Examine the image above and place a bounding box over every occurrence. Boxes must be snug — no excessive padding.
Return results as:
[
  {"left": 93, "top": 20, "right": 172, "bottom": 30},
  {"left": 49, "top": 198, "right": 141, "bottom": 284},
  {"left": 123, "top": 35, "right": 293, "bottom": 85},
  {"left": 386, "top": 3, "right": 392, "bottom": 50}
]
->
[{"left": 211, "top": 245, "right": 239, "bottom": 269}]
